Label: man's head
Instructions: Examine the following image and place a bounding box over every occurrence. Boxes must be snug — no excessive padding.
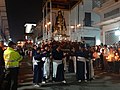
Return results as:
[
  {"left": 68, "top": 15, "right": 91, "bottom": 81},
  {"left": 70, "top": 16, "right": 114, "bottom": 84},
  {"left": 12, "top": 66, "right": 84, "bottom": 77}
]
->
[
  {"left": 33, "top": 45, "right": 37, "bottom": 50},
  {"left": 8, "top": 41, "right": 16, "bottom": 49}
]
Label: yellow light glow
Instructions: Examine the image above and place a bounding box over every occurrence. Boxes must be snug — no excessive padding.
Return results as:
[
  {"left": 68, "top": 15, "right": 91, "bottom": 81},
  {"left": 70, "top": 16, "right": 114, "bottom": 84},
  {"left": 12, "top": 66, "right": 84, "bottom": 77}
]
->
[
  {"left": 47, "top": 22, "right": 51, "bottom": 25},
  {"left": 77, "top": 24, "right": 81, "bottom": 27},
  {"left": 70, "top": 26, "right": 74, "bottom": 28},
  {"left": 45, "top": 25, "right": 47, "bottom": 27}
]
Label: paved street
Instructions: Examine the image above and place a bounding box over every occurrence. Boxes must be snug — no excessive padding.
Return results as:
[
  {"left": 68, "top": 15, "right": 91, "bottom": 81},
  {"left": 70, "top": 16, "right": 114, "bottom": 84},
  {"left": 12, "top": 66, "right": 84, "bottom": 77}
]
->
[{"left": 18, "top": 57, "right": 120, "bottom": 90}]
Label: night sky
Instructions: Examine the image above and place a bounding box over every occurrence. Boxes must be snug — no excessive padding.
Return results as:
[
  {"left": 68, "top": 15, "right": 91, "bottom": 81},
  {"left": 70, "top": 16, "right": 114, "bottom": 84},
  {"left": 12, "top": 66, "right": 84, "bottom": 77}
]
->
[{"left": 5, "top": 0, "right": 43, "bottom": 42}]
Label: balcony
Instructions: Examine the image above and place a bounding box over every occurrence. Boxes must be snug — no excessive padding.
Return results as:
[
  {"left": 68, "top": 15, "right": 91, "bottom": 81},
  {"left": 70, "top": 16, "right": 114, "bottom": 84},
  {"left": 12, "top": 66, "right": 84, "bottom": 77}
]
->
[{"left": 92, "top": 0, "right": 120, "bottom": 14}]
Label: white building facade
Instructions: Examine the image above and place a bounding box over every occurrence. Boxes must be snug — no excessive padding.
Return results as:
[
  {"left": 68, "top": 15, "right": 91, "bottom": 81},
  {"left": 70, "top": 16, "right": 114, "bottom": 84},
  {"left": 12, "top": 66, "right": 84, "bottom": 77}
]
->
[
  {"left": 36, "top": 0, "right": 101, "bottom": 46},
  {"left": 93, "top": 0, "right": 120, "bottom": 45},
  {"left": 70, "top": 0, "right": 100, "bottom": 46}
]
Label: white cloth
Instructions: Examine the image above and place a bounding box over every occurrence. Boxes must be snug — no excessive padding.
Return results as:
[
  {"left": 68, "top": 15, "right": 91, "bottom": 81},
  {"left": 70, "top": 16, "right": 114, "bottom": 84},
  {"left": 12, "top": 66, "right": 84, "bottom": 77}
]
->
[
  {"left": 32, "top": 57, "right": 40, "bottom": 65},
  {"left": 52, "top": 60, "right": 62, "bottom": 78},
  {"left": 42, "top": 57, "right": 50, "bottom": 79},
  {"left": 32, "top": 57, "right": 40, "bottom": 71},
  {"left": 42, "top": 57, "right": 46, "bottom": 61},
  {"left": 71, "top": 56, "right": 76, "bottom": 73}
]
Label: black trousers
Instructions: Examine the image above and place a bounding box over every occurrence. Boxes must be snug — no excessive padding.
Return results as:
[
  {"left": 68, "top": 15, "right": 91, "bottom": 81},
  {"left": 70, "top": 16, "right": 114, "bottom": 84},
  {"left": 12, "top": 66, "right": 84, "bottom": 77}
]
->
[
  {"left": 56, "top": 64, "right": 65, "bottom": 82},
  {"left": 76, "top": 61, "right": 85, "bottom": 81},
  {"left": 114, "top": 61, "right": 120, "bottom": 73},
  {"left": 0, "top": 66, "right": 5, "bottom": 89},
  {"left": 33, "top": 64, "right": 43, "bottom": 84},
  {"left": 4, "top": 67, "right": 19, "bottom": 90}
]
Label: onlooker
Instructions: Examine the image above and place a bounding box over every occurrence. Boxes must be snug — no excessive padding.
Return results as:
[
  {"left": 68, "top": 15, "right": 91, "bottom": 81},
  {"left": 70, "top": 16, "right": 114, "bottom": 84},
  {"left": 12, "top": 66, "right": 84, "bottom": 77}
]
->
[
  {"left": 103, "top": 45, "right": 109, "bottom": 71},
  {"left": 3, "top": 41, "right": 23, "bottom": 90}
]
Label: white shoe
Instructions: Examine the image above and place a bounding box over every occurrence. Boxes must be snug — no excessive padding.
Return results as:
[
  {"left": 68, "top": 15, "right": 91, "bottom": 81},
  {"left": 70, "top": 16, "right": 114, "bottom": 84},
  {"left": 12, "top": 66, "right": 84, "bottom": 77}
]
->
[
  {"left": 92, "top": 77, "right": 95, "bottom": 80},
  {"left": 62, "top": 80, "right": 66, "bottom": 83},
  {"left": 42, "top": 81, "right": 46, "bottom": 84},
  {"left": 34, "top": 84, "right": 40, "bottom": 87},
  {"left": 84, "top": 80, "right": 87, "bottom": 82},
  {"left": 78, "top": 80, "right": 81, "bottom": 83}
]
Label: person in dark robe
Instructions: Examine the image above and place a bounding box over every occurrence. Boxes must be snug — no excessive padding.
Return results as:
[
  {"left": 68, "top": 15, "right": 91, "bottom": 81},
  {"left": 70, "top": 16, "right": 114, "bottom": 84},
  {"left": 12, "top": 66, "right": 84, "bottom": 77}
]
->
[
  {"left": 76, "top": 47, "right": 87, "bottom": 82},
  {"left": 33, "top": 47, "right": 44, "bottom": 87},
  {"left": 52, "top": 45, "right": 66, "bottom": 83}
]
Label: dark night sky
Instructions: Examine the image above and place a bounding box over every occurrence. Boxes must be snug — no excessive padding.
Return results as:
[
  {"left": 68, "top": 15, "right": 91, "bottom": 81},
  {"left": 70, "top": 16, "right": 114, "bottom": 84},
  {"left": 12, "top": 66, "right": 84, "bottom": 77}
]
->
[{"left": 5, "top": 0, "right": 43, "bottom": 42}]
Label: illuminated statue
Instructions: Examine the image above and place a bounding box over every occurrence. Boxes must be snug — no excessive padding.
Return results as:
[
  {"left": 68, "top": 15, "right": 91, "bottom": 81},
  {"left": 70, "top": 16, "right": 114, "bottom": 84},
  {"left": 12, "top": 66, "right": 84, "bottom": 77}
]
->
[{"left": 54, "top": 10, "right": 67, "bottom": 35}]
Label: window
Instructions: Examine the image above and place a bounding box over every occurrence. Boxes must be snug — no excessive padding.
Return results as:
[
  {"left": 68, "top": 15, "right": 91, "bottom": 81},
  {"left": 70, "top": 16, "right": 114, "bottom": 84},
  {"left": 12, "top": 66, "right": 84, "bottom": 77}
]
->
[
  {"left": 84, "top": 12, "right": 91, "bottom": 26},
  {"left": 104, "top": 8, "right": 120, "bottom": 18}
]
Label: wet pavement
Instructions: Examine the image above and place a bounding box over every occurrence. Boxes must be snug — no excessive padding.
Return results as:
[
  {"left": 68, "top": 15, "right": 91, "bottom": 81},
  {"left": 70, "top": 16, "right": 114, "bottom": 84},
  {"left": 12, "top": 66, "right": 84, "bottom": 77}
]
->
[{"left": 18, "top": 57, "right": 120, "bottom": 90}]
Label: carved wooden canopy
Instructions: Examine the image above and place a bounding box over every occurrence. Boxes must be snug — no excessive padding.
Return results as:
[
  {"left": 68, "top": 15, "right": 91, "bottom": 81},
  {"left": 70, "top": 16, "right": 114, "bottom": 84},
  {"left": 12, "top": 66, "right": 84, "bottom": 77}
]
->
[{"left": 43, "top": 0, "right": 82, "bottom": 10}]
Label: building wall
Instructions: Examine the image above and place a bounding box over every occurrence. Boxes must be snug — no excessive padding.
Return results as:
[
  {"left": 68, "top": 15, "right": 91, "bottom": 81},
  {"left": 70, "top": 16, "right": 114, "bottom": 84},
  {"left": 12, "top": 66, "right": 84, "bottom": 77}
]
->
[
  {"left": 102, "top": 21, "right": 120, "bottom": 45},
  {"left": 93, "top": 0, "right": 120, "bottom": 45},
  {"left": 0, "top": 0, "right": 10, "bottom": 41},
  {"left": 70, "top": 0, "right": 100, "bottom": 45},
  {"left": 100, "top": 0, "right": 120, "bottom": 21}
]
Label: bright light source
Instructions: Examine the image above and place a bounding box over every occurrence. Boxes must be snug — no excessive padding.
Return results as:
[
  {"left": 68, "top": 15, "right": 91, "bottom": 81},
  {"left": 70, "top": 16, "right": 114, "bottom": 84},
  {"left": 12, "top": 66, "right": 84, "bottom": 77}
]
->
[
  {"left": 96, "top": 39, "right": 101, "bottom": 45},
  {"left": 25, "top": 36, "right": 28, "bottom": 39},
  {"left": 37, "top": 41, "right": 41, "bottom": 44},
  {"left": 45, "top": 25, "right": 47, "bottom": 27},
  {"left": 9, "top": 38, "right": 12, "bottom": 41},
  {"left": 77, "top": 24, "right": 81, "bottom": 27},
  {"left": 70, "top": 26, "right": 74, "bottom": 28},
  {"left": 48, "top": 22, "right": 51, "bottom": 25},
  {"left": 115, "top": 30, "right": 120, "bottom": 36},
  {"left": 17, "top": 41, "right": 20, "bottom": 44},
  {"left": 31, "top": 40, "right": 33, "bottom": 43},
  {"left": 24, "top": 23, "right": 36, "bottom": 33},
  {"left": 119, "top": 36, "right": 120, "bottom": 41},
  {"left": 59, "top": 35, "right": 62, "bottom": 37}
]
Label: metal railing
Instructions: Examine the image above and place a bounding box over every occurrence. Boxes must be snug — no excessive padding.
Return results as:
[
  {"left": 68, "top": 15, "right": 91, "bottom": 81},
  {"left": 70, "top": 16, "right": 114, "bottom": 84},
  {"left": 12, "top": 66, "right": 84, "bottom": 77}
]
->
[{"left": 92, "top": 0, "right": 111, "bottom": 9}]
